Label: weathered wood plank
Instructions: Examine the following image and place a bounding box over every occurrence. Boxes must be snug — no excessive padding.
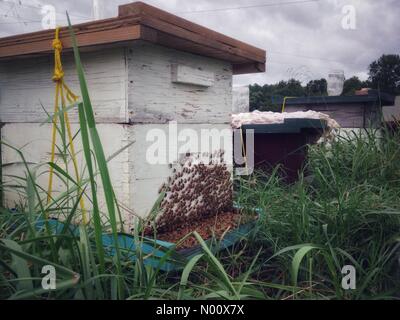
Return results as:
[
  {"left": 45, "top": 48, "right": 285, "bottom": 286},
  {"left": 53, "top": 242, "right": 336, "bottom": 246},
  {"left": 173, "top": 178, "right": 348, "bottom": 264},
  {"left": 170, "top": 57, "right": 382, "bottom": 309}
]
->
[
  {"left": 118, "top": 2, "right": 266, "bottom": 61},
  {"left": 0, "top": 47, "right": 128, "bottom": 123},
  {"left": 171, "top": 64, "right": 214, "bottom": 87},
  {"left": 140, "top": 26, "right": 248, "bottom": 65},
  {"left": 138, "top": 15, "right": 263, "bottom": 63},
  {"left": 0, "top": 2, "right": 266, "bottom": 73},
  {"left": 1, "top": 123, "right": 133, "bottom": 223},
  {"left": 0, "top": 25, "right": 141, "bottom": 59},
  {"left": 128, "top": 42, "right": 232, "bottom": 124},
  {"left": 285, "top": 104, "right": 365, "bottom": 128}
]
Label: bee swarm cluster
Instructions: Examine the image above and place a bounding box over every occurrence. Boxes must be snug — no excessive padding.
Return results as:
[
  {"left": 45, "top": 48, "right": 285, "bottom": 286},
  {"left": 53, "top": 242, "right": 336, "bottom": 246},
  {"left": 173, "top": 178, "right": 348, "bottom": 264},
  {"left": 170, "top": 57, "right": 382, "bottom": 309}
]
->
[{"left": 150, "top": 150, "right": 233, "bottom": 234}]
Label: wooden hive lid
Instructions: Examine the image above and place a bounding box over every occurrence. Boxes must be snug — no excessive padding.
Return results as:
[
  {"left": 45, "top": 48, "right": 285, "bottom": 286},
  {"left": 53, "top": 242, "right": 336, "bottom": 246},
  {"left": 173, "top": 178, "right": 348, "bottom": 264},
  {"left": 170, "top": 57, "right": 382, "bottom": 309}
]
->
[{"left": 0, "top": 2, "right": 266, "bottom": 75}]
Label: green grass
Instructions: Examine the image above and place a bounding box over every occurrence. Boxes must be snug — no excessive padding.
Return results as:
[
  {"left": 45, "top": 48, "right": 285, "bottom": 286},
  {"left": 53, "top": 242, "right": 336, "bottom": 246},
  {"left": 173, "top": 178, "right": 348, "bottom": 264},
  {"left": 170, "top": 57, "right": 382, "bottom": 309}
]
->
[
  {"left": 1, "top": 18, "right": 400, "bottom": 300},
  {"left": 235, "top": 128, "right": 400, "bottom": 299},
  {"left": 2, "top": 126, "right": 398, "bottom": 300}
]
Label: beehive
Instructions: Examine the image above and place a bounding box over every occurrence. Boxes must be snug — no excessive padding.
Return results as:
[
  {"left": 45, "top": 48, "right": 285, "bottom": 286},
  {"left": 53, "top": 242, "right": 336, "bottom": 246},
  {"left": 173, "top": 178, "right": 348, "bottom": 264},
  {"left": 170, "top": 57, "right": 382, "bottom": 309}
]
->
[{"left": 0, "top": 2, "right": 265, "bottom": 228}]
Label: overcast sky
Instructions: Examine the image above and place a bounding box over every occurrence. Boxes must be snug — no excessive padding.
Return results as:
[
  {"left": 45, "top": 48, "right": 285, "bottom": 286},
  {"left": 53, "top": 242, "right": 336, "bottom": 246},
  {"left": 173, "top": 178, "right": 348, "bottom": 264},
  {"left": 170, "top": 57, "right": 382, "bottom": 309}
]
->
[{"left": 1, "top": 0, "right": 399, "bottom": 86}]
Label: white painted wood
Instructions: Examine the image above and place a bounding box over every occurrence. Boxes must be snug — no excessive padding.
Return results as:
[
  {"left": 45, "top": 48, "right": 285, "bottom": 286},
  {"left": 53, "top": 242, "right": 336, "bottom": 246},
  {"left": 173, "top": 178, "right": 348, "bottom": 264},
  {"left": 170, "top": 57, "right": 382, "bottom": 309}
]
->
[
  {"left": 232, "top": 86, "right": 249, "bottom": 114},
  {"left": 127, "top": 41, "right": 232, "bottom": 124},
  {"left": 171, "top": 63, "right": 214, "bottom": 87},
  {"left": 0, "top": 47, "right": 128, "bottom": 123},
  {"left": 1, "top": 123, "right": 133, "bottom": 227},
  {"left": 0, "top": 40, "right": 236, "bottom": 224},
  {"left": 130, "top": 123, "right": 232, "bottom": 217},
  {"left": 1, "top": 122, "right": 233, "bottom": 221}
]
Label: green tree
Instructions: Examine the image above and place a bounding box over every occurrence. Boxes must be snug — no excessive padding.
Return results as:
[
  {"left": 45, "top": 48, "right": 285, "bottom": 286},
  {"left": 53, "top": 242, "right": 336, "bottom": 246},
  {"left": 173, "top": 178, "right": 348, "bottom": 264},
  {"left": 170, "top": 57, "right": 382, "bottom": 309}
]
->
[
  {"left": 341, "top": 76, "right": 371, "bottom": 96},
  {"left": 368, "top": 54, "right": 400, "bottom": 95},
  {"left": 306, "top": 78, "right": 327, "bottom": 96},
  {"left": 249, "top": 84, "right": 265, "bottom": 110},
  {"left": 342, "top": 76, "right": 363, "bottom": 95},
  {"left": 249, "top": 79, "right": 306, "bottom": 111},
  {"left": 275, "top": 79, "right": 305, "bottom": 97}
]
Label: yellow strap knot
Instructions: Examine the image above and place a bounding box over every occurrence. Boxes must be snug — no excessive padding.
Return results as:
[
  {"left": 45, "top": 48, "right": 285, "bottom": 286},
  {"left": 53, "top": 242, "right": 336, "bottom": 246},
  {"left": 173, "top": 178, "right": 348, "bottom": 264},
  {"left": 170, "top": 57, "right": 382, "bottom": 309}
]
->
[
  {"left": 52, "top": 38, "right": 63, "bottom": 51},
  {"left": 52, "top": 69, "right": 64, "bottom": 82},
  {"left": 52, "top": 29, "right": 64, "bottom": 82}
]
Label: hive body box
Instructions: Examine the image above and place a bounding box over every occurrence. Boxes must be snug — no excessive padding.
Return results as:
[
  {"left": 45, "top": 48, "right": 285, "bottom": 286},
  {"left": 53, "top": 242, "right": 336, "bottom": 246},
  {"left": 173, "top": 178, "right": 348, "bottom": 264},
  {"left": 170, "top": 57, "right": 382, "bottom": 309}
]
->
[
  {"left": 280, "top": 94, "right": 396, "bottom": 139},
  {"left": 284, "top": 103, "right": 379, "bottom": 128},
  {"left": 281, "top": 94, "right": 395, "bottom": 129},
  {"left": 0, "top": 42, "right": 233, "bottom": 227},
  {"left": 0, "top": 2, "right": 266, "bottom": 229}
]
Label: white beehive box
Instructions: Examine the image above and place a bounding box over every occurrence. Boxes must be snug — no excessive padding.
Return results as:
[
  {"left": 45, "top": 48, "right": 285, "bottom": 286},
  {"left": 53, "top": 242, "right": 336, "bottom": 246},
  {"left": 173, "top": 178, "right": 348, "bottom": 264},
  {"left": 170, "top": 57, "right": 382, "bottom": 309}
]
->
[
  {"left": 232, "top": 86, "right": 250, "bottom": 114},
  {"left": 0, "top": 2, "right": 265, "bottom": 227}
]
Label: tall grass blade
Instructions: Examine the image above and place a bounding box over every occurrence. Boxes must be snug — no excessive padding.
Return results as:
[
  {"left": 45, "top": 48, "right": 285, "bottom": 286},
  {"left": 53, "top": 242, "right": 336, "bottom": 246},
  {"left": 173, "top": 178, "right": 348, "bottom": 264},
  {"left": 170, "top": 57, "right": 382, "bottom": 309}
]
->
[
  {"left": 291, "top": 245, "right": 319, "bottom": 287},
  {"left": 193, "top": 231, "right": 238, "bottom": 298},
  {"left": 178, "top": 253, "right": 203, "bottom": 300},
  {"left": 67, "top": 14, "right": 123, "bottom": 296}
]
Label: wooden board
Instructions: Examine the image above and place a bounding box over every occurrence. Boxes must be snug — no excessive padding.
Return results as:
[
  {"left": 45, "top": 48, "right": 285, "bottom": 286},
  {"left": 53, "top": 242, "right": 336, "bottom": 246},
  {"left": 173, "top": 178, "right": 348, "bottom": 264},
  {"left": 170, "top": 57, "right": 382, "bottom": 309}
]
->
[
  {"left": 0, "top": 24, "right": 141, "bottom": 59},
  {"left": 171, "top": 64, "right": 214, "bottom": 87},
  {"left": 0, "top": 47, "right": 128, "bottom": 123},
  {"left": 119, "top": 2, "right": 265, "bottom": 61},
  {"left": 0, "top": 2, "right": 266, "bottom": 75},
  {"left": 128, "top": 42, "right": 232, "bottom": 124},
  {"left": 285, "top": 104, "right": 366, "bottom": 128}
]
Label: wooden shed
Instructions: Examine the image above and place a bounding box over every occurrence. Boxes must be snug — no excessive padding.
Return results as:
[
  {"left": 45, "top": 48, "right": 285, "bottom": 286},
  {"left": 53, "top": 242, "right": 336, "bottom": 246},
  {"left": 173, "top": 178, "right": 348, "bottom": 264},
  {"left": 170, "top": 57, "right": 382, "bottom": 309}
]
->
[
  {"left": 278, "top": 91, "right": 395, "bottom": 128},
  {"left": 0, "top": 2, "right": 266, "bottom": 228}
]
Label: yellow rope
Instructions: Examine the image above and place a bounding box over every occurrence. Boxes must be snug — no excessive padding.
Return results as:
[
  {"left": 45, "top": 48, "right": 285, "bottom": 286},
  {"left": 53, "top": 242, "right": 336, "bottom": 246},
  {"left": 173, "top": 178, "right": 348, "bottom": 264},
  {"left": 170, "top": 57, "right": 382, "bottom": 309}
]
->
[
  {"left": 47, "top": 27, "right": 88, "bottom": 224},
  {"left": 281, "top": 96, "right": 295, "bottom": 113}
]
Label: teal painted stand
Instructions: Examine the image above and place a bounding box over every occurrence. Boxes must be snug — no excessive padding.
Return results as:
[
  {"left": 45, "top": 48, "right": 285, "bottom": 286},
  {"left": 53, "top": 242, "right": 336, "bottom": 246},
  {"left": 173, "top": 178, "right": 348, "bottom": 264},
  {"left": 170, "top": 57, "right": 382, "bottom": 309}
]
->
[{"left": 36, "top": 209, "right": 260, "bottom": 272}]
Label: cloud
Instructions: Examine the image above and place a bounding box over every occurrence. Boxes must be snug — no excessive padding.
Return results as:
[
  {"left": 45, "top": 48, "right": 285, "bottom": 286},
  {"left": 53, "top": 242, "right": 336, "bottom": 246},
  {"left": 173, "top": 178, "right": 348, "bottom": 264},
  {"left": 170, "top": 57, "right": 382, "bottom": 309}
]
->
[{"left": 1, "top": 0, "right": 399, "bottom": 86}]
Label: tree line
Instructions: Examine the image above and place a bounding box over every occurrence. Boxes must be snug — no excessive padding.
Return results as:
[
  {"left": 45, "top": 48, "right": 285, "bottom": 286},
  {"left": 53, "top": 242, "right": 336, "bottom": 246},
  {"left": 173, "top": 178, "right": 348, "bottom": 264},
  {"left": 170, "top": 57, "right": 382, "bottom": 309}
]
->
[{"left": 250, "top": 54, "right": 400, "bottom": 111}]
